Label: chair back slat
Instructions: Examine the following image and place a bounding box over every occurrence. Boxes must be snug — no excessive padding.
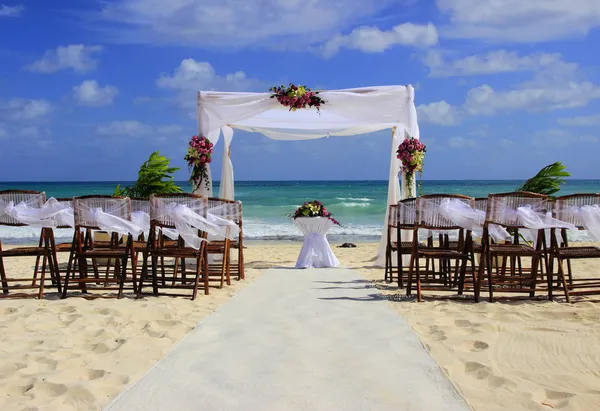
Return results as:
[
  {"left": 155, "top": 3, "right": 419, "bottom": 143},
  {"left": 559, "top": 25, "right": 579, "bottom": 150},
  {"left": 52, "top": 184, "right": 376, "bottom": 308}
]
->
[
  {"left": 0, "top": 190, "right": 47, "bottom": 226},
  {"left": 416, "top": 194, "right": 474, "bottom": 230},
  {"left": 72, "top": 195, "right": 131, "bottom": 229},
  {"left": 398, "top": 198, "right": 417, "bottom": 228},
  {"left": 131, "top": 198, "right": 150, "bottom": 214},
  {"left": 486, "top": 192, "right": 548, "bottom": 229},
  {"left": 208, "top": 197, "right": 241, "bottom": 223},
  {"left": 388, "top": 204, "right": 398, "bottom": 227},
  {"left": 474, "top": 198, "right": 488, "bottom": 213},
  {"left": 554, "top": 194, "right": 600, "bottom": 229},
  {"left": 54, "top": 197, "right": 73, "bottom": 229},
  {"left": 150, "top": 193, "right": 207, "bottom": 229}
]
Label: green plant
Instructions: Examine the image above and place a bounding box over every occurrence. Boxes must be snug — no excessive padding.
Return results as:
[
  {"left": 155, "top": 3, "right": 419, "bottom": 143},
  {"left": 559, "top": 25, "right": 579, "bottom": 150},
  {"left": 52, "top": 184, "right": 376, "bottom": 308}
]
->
[
  {"left": 114, "top": 151, "right": 182, "bottom": 199},
  {"left": 515, "top": 162, "right": 570, "bottom": 196}
]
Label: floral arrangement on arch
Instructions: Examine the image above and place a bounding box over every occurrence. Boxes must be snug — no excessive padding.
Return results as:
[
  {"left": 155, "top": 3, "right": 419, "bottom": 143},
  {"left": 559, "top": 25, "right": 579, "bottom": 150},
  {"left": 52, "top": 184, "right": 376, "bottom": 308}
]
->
[
  {"left": 270, "top": 84, "right": 326, "bottom": 113},
  {"left": 184, "top": 135, "right": 214, "bottom": 191},
  {"left": 292, "top": 201, "right": 341, "bottom": 226},
  {"left": 397, "top": 137, "right": 426, "bottom": 197}
]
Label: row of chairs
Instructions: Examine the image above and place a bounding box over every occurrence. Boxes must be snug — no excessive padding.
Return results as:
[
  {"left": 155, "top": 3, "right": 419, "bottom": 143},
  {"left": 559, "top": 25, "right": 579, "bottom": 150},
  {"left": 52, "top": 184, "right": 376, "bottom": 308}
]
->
[
  {"left": 0, "top": 191, "right": 244, "bottom": 300},
  {"left": 385, "top": 192, "right": 600, "bottom": 303}
]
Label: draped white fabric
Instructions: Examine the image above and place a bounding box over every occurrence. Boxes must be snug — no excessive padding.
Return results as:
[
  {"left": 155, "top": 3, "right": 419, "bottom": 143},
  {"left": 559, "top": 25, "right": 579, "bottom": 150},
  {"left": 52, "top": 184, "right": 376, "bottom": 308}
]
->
[
  {"left": 294, "top": 217, "right": 340, "bottom": 269},
  {"left": 0, "top": 196, "right": 72, "bottom": 228},
  {"left": 219, "top": 126, "right": 235, "bottom": 200},
  {"left": 132, "top": 210, "right": 150, "bottom": 237},
  {"left": 556, "top": 204, "right": 600, "bottom": 241},
  {"left": 438, "top": 198, "right": 511, "bottom": 242},
  {"left": 197, "top": 85, "right": 419, "bottom": 263}
]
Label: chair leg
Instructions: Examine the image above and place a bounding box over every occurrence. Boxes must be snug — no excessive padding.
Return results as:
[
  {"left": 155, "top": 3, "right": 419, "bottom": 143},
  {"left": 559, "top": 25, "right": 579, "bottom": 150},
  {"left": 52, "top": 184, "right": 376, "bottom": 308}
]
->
[
  {"left": 38, "top": 251, "right": 48, "bottom": 299},
  {"left": 398, "top": 251, "right": 404, "bottom": 289},
  {"left": 32, "top": 229, "right": 45, "bottom": 287},
  {"left": 203, "top": 244, "right": 209, "bottom": 295},
  {"left": 225, "top": 241, "right": 231, "bottom": 286},
  {"left": 0, "top": 243, "right": 8, "bottom": 295},
  {"left": 555, "top": 256, "right": 571, "bottom": 303},
  {"left": 415, "top": 253, "right": 422, "bottom": 302},
  {"left": 384, "top": 246, "right": 390, "bottom": 283},
  {"left": 192, "top": 255, "right": 202, "bottom": 301},
  {"left": 487, "top": 252, "right": 494, "bottom": 303},
  {"left": 138, "top": 251, "right": 148, "bottom": 298},
  {"left": 238, "top": 242, "right": 244, "bottom": 280},
  {"left": 117, "top": 252, "right": 128, "bottom": 299}
]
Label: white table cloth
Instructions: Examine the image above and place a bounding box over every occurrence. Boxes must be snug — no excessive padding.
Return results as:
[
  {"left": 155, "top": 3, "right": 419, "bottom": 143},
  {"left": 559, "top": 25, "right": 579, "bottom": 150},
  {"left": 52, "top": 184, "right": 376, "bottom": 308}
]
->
[{"left": 294, "top": 217, "right": 340, "bottom": 269}]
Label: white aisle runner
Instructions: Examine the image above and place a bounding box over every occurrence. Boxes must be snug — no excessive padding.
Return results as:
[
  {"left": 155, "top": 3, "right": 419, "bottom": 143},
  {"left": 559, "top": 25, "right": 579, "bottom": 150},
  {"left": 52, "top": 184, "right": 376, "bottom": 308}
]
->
[{"left": 106, "top": 268, "right": 470, "bottom": 411}]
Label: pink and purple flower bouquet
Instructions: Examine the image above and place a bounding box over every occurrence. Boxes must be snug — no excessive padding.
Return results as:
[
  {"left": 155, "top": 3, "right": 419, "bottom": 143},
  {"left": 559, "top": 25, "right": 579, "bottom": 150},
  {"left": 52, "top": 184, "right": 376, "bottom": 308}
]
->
[{"left": 184, "top": 135, "right": 214, "bottom": 190}]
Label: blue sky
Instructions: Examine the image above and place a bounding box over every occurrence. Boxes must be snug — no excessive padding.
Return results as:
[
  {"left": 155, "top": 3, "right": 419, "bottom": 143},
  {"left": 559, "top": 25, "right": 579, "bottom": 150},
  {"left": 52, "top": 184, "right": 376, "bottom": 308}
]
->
[{"left": 0, "top": 0, "right": 599, "bottom": 181}]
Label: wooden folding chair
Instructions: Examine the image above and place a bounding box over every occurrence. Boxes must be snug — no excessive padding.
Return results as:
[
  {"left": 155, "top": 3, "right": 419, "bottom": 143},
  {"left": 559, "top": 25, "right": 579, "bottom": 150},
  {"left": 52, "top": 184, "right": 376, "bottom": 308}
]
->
[
  {"left": 551, "top": 194, "right": 600, "bottom": 303},
  {"left": 138, "top": 193, "right": 209, "bottom": 300},
  {"left": 61, "top": 195, "right": 136, "bottom": 299},
  {"left": 206, "top": 197, "right": 239, "bottom": 288},
  {"left": 406, "top": 194, "right": 475, "bottom": 302},
  {"left": 0, "top": 190, "right": 60, "bottom": 298},
  {"left": 476, "top": 192, "right": 550, "bottom": 302}
]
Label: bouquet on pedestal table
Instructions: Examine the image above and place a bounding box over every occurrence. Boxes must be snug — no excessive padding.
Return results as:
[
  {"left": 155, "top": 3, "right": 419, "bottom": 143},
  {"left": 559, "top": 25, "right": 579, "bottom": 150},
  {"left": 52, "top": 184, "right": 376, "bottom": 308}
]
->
[
  {"left": 291, "top": 201, "right": 341, "bottom": 226},
  {"left": 184, "top": 135, "right": 213, "bottom": 191},
  {"left": 396, "top": 137, "right": 426, "bottom": 197}
]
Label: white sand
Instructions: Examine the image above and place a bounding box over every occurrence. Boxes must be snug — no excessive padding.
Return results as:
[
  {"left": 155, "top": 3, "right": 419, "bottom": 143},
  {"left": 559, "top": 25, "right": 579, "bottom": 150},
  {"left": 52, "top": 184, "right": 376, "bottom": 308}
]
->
[{"left": 0, "top": 242, "right": 599, "bottom": 410}]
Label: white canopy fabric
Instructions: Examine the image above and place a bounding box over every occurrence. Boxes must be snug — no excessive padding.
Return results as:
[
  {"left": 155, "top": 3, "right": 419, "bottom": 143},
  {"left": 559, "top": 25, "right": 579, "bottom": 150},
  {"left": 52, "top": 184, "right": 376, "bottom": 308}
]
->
[{"left": 195, "top": 85, "right": 420, "bottom": 266}]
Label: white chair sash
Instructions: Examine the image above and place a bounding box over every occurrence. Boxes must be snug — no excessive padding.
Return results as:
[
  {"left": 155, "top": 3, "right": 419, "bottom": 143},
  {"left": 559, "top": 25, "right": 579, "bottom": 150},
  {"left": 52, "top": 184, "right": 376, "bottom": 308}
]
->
[
  {"left": 557, "top": 204, "right": 600, "bottom": 241},
  {"left": 207, "top": 203, "right": 241, "bottom": 240},
  {"left": 83, "top": 208, "right": 143, "bottom": 238},
  {"left": 154, "top": 202, "right": 222, "bottom": 250},
  {"left": 132, "top": 210, "right": 150, "bottom": 237},
  {"left": 495, "top": 203, "right": 576, "bottom": 247},
  {"left": 438, "top": 198, "right": 511, "bottom": 242},
  {"left": 0, "top": 196, "right": 72, "bottom": 228}
]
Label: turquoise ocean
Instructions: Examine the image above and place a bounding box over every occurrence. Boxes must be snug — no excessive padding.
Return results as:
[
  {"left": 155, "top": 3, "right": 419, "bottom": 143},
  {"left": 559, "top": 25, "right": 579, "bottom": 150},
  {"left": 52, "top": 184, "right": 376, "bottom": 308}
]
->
[{"left": 1, "top": 180, "right": 599, "bottom": 244}]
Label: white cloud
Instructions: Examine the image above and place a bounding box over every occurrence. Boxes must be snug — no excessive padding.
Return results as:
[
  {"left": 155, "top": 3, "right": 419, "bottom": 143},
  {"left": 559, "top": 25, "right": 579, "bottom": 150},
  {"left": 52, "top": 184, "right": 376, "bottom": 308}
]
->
[
  {"left": 321, "top": 23, "right": 438, "bottom": 57},
  {"left": 449, "top": 136, "right": 476, "bottom": 148},
  {"left": 157, "top": 59, "right": 264, "bottom": 113},
  {"left": 437, "top": 0, "right": 600, "bottom": 42},
  {"left": 1, "top": 99, "right": 52, "bottom": 120},
  {"left": 557, "top": 114, "right": 600, "bottom": 126},
  {"left": 73, "top": 80, "right": 119, "bottom": 106},
  {"left": 157, "top": 59, "right": 259, "bottom": 91},
  {"left": 0, "top": 125, "right": 7, "bottom": 138},
  {"left": 532, "top": 129, "right": 599, "bottom": 147},
  {"left": 0, "top": 4, "right": 23, "bottom": 17},
  {"left": 26, "top": 45, "right": 103, "bottom": 74},
  {"left": 463, "top": 60, "right": 600, "bottom": 115},
  {"left": 417, "top": 101, "right": 461, "bottom": 125},
  {"left": 423, "top": 50, "right": 563, "bottom": 77},
  {"left": 97, "top": 0, "right": 421, "bottom": 50},
  {"left": 464, "top": 82, "right": 600, "bottom": 116},
  {"left": 97, "top": 121, "right": 184, "bottom": 138}
]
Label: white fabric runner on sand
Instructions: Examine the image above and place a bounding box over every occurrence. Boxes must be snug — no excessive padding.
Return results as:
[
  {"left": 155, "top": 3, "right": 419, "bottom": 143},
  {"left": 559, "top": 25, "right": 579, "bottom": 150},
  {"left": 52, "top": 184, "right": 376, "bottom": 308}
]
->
[{"left": 294, "top": 217, "right": 340, "bottom": 269}]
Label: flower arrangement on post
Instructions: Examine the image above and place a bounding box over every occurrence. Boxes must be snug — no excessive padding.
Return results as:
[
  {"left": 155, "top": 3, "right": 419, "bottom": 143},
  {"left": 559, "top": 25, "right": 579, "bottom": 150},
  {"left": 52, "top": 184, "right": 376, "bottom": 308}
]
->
[
  {"left": 184, "top": 135, "right": 214, "bottom": 191},
  {"left": 396, "top": 137, "right": 426, "bottom": 197},
  {"left": 291, "top": 201, "right": 341, "bottom": 226},
  {"left": 270, "top": 84, "right": 326, "bottom": 113}
]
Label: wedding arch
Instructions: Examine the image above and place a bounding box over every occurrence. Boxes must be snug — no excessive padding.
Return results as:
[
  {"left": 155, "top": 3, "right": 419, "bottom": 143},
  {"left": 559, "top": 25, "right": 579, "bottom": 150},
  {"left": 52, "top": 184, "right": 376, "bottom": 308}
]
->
[{"left": 195, "top": 85, "right": 421, "bottom": 266}]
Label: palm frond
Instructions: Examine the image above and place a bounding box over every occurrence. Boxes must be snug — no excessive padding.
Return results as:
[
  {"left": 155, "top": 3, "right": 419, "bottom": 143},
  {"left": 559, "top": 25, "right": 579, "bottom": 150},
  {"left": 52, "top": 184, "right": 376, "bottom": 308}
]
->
[
  {"left": 515, "top": 162, "right": 570, "bottom": 196},
  {"left": 114, "top": 151, "right": 182, "bottom": 199}
]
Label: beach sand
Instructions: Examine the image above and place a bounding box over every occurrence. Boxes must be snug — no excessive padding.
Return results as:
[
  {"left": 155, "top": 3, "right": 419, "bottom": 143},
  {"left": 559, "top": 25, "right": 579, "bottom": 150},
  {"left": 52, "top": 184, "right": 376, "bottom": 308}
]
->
[{"left": 0, "top": 242, "right": 599, "bottom": 410}]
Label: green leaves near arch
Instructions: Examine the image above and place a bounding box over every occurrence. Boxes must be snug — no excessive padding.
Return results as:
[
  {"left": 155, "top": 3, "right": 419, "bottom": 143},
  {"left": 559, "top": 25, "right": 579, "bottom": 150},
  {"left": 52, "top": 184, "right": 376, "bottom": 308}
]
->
[
  {"left": 114, "top": 151, "right": 182, "bottom": 199},
  {"left": 515, "top": 162, "right": 570, "bottom": 196}
]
